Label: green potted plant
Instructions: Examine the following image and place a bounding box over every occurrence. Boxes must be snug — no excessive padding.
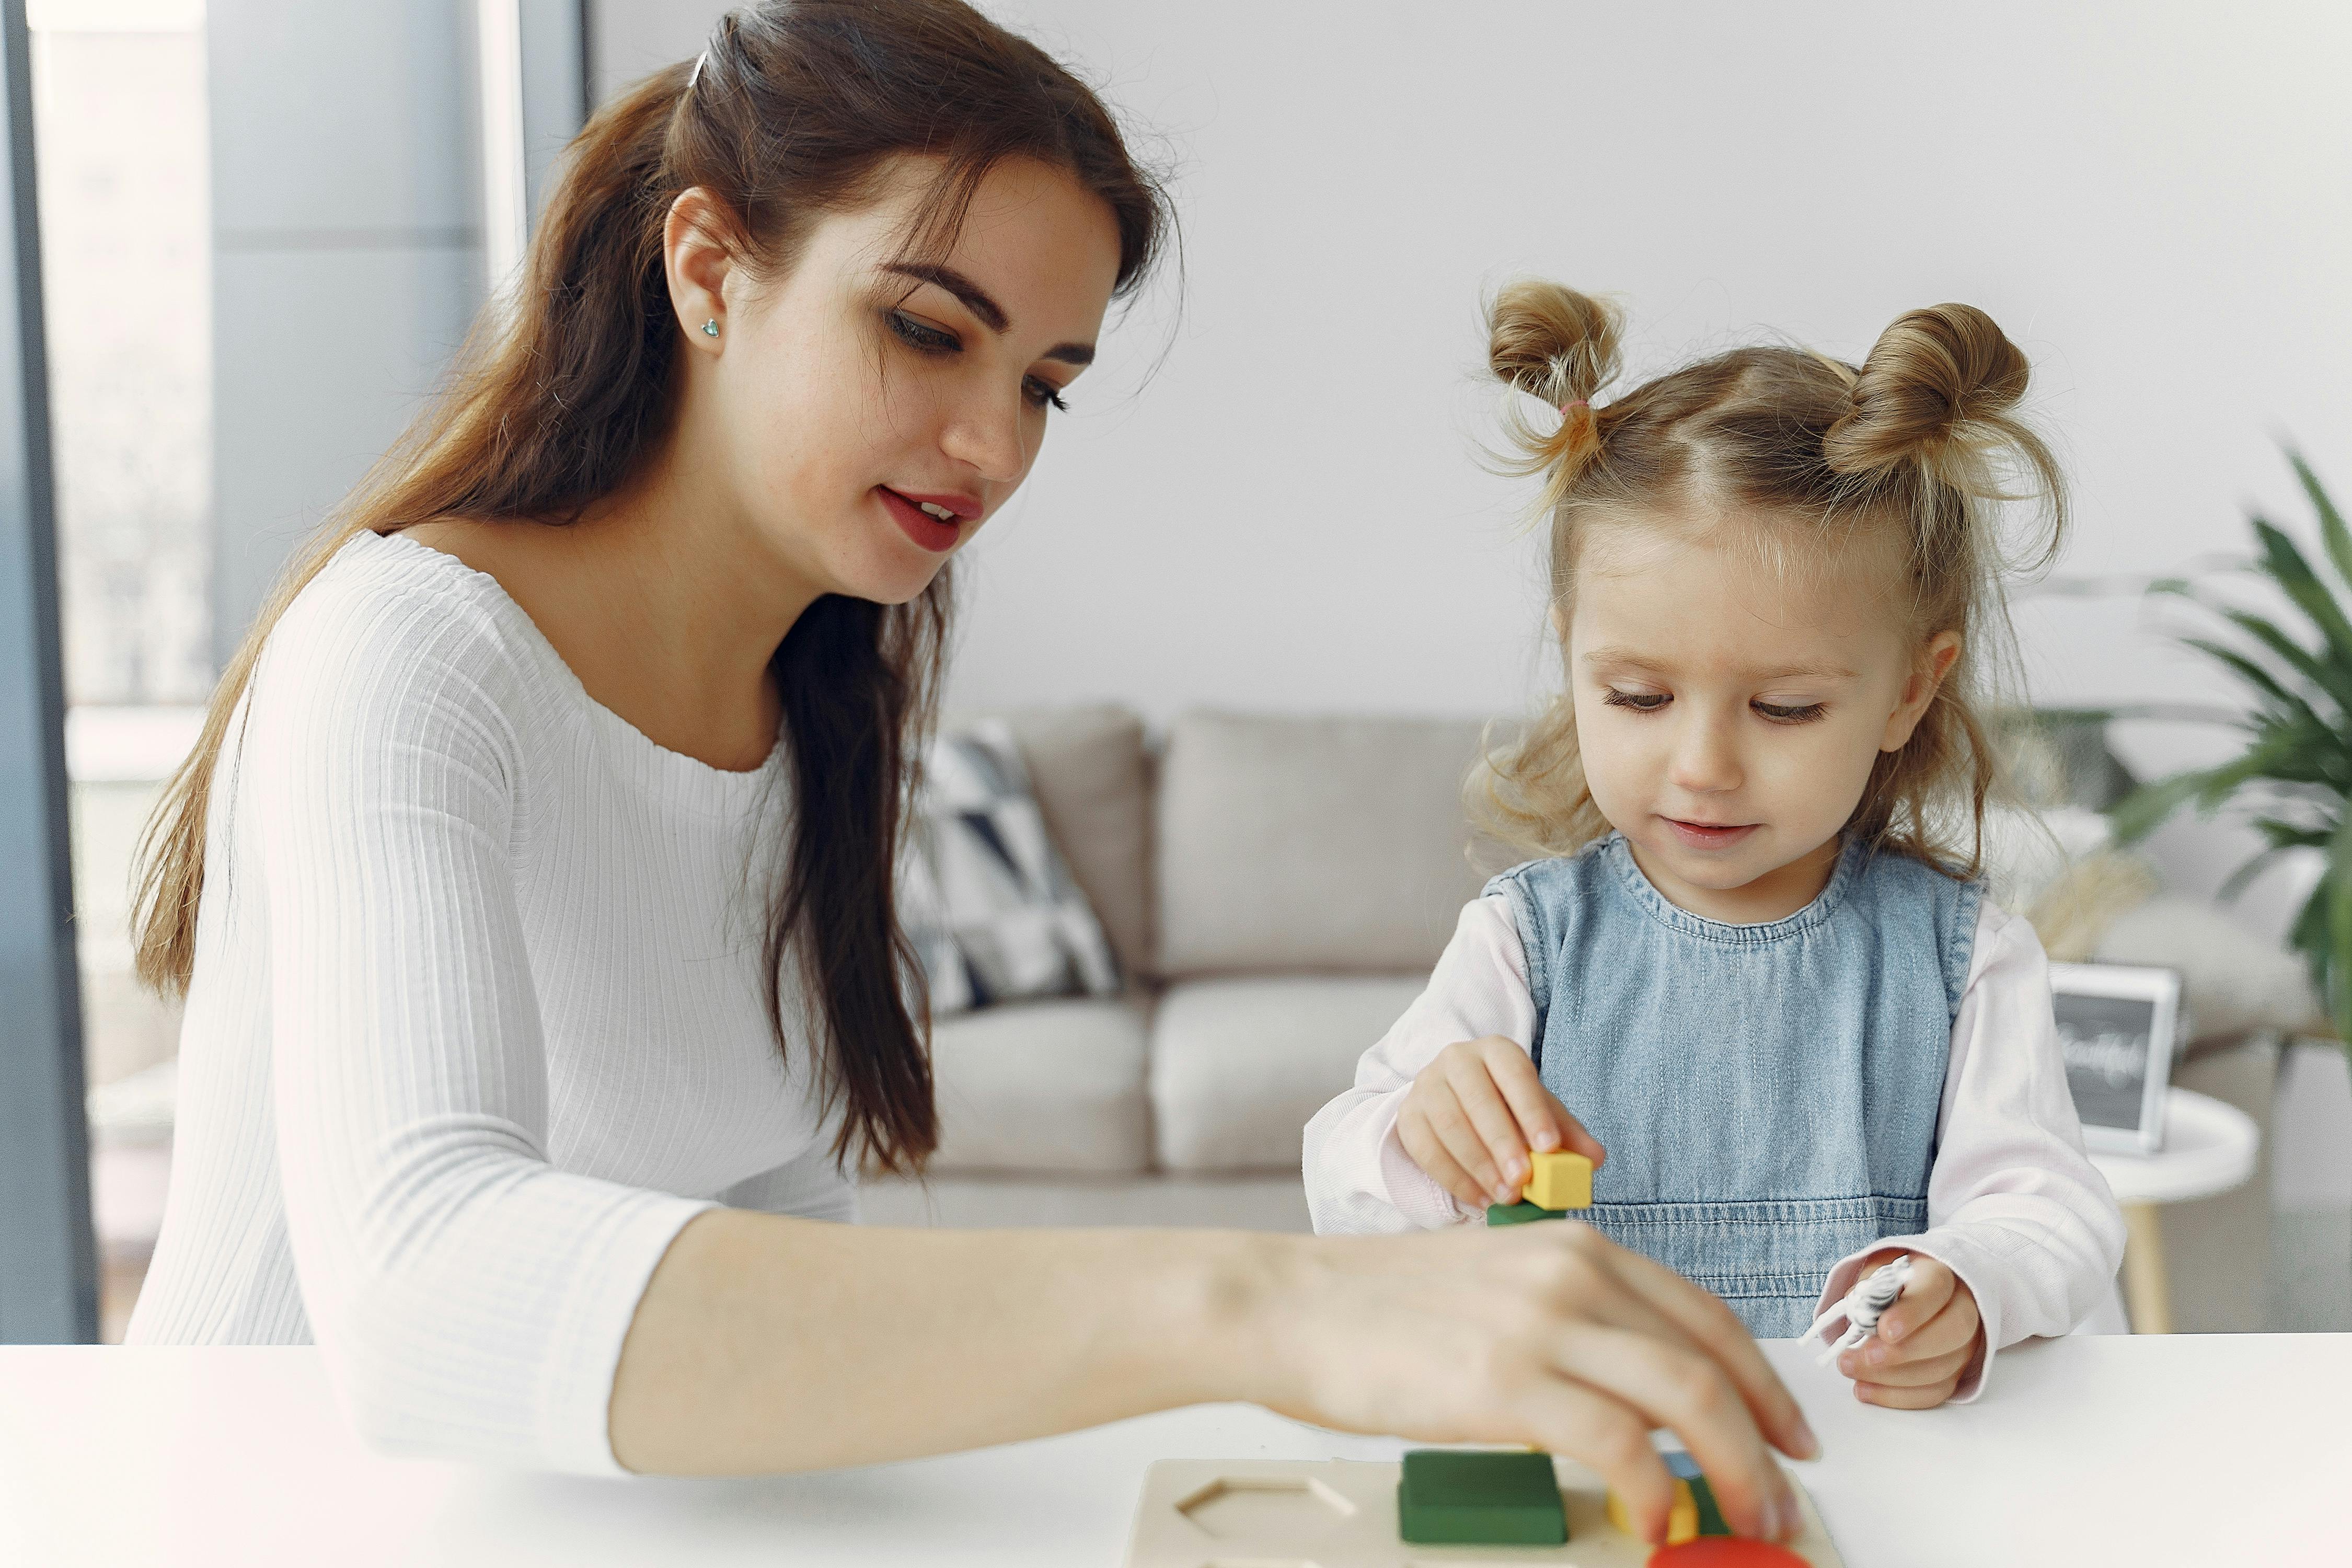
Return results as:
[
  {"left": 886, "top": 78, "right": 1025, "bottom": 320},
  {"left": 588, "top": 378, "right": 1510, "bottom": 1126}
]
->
[{"left": 2108, "top": 452, "right": 2352, "bottom": 1060}]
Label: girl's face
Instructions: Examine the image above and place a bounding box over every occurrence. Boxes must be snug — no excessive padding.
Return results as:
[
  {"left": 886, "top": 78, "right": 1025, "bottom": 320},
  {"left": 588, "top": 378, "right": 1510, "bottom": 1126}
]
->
[
  {"left": 1567, "top": 515, "right": 1959, "bottom": 923},
  {"left": 668, "top": 154, "right": 1124, "bottom": 607}
]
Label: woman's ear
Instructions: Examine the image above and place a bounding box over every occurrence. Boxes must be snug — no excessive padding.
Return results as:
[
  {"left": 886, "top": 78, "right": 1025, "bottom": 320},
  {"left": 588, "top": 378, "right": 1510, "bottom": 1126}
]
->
[
  {"left": 1881, "top": 631, "right": 1962, "bottom": 753},
  {"left": 664, "top": 187, "right": 739, "bottom": 352}
]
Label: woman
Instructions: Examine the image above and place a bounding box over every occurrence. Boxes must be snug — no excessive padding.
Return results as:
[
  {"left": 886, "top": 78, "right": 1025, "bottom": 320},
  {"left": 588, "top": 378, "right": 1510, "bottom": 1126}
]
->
[{"left": 127, "top": 0, "right": 1818, "bottom": 1544}]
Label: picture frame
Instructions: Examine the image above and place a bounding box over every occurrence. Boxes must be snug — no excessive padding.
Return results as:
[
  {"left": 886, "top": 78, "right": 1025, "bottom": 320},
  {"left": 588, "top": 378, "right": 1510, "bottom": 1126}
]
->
[{"left": 2048, "top": 961, "right": 2183, "bottom": 1156}]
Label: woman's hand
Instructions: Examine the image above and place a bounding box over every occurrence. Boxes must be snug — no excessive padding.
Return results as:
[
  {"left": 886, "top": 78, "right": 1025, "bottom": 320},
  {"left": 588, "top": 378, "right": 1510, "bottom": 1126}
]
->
[
  {"left": 1396, "top": 1036, "right": 1607, "bottom": 1209},
  {"left": 1251, "top": 1221, "right": 1820, "bottom": 1546},
  {"left": 1836, "top": 1251, "right": 1983, "bottom": 1409}
]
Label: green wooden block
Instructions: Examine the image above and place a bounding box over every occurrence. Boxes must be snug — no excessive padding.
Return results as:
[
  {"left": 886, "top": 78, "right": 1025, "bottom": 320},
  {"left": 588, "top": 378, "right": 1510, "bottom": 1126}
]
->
[
  {"left": 1662, "top": 1454, "right": 1732, "bottom": 1538},
  {"left": 1689, "top": 1474, "right": 1731, "bottom": 1537},
  {"left": 1396, "top": 1450, "right": 1567, "bottom": 1546},
  {"left": 1485, "top": 1200, "right": 1570, "bottom": 1227}
]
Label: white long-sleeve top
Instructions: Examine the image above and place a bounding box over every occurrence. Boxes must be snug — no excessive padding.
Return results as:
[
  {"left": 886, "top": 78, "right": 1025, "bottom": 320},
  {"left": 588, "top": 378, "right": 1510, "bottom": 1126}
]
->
[
  {"left": 129, "top": 530, "right": 854, "bottom": 1472},
  {"left": 1304, "top": 893, "right": 2125, "bottom": 1400}
]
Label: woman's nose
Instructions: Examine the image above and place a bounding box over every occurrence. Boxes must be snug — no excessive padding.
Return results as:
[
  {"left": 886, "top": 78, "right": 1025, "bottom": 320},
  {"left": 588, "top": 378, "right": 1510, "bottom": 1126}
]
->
[{"left": 939, "top": 389, "right": 1028, "bottom": 486}]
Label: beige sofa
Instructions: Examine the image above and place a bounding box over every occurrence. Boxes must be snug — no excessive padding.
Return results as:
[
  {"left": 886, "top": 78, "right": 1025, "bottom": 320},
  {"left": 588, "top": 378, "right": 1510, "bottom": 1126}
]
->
[
  {"left": 861, "top": 705, "right": 2294, "bottom": 1339},
  {"left": 860, "top": 706, "right": 1496, "bottom": 1231}
]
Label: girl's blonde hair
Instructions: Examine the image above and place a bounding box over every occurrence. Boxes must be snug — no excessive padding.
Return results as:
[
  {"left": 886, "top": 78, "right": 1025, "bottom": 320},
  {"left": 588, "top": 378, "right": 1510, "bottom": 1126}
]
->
[{"left": 1474, "top": 281, "right": 2067, "bottom": 876}]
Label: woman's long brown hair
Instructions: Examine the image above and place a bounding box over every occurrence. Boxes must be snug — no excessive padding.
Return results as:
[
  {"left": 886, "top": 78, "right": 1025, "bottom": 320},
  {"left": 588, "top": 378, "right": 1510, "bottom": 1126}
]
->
[{"left": 131, "top": 0, "right": 1170, "bottom": 1175}]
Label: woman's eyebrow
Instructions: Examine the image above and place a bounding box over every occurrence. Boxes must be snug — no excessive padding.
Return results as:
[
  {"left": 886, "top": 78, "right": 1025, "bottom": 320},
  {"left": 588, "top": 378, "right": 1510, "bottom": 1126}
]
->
[{"left": 882, "top": 261, "right": 1095, "bottom": 366}]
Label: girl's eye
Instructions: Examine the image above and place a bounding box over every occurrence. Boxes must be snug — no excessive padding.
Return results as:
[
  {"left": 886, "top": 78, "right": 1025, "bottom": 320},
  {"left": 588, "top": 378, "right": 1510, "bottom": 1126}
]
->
[
  {"left": 887, "top": 309, "right": 959, "bottom": 353},
  {"left": 1755, "top": 700, "right": 1827, "bottom": 723},
  {"left": 1023, "top": 376, "right": 1069, "bottom": 413},
  {"left": 1604, "top": 689, "right": 1668, "bottom": 712}
]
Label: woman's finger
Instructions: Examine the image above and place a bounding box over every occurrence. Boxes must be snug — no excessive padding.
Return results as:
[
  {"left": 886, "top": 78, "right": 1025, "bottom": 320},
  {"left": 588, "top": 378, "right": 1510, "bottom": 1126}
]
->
[
  {"left": 1509, "top": 1378, "right": 1681, "bottom": 1544},
  {"left": 1545, "top": 1324, "right": 1797, "bottom": 1542},
  {"left": 1582, "top": 1239, "right": 1819, "bottom": 1464},
  {"left": 1442, "top": 1051, "right": 1539, "bottom": 1198},
  {"left": 1480, "top": 1042, "right": 1606, "bottom": 1167}
]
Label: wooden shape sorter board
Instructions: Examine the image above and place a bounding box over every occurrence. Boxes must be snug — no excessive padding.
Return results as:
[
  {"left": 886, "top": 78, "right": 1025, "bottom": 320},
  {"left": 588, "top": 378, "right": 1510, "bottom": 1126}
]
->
[{"left": 1123, "top": 1455, "right": 1845, "bottom": 1568}]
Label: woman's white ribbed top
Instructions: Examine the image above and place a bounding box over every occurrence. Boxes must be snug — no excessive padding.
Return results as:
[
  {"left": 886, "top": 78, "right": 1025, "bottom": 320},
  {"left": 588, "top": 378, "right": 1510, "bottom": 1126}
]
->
[{"left": 128, "top": 529, "right": 852, "bottom": 1474}]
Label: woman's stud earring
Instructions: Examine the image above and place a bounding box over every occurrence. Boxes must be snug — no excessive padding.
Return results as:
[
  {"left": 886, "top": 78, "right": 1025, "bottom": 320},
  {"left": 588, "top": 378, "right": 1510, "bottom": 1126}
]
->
[{"left": 700, "top": 318, "right": 720, "bottom": 337}]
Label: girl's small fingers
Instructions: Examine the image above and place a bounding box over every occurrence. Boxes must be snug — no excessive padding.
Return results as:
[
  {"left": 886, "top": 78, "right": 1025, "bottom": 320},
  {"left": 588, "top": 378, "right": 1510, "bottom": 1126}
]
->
[
  {"left": 1855, "top": 1370, "right": 1961, "bottom": 1410},
  {"left": 1849, "top": 1339, "right": 1975, "bottom": 1390},
  {"left": 1397, "top": 1114, "right": 1493, "bottom": 1212},
  {"left": 1877, "top": 1257, "right": 1956, "bottom": 1346},
  {"left": 1427, "top": 1098, "right": 1512, "bottom": 1203},
  {"left": 1476, "top": 1040, "right": 1586, "bottom": 1160},
  {"left": 1442, "top": 1054, "right": 1538, "bottom": 1197},
  {"left": 1863, "top": 1296, "right": 1978, "bottom": 1369}
]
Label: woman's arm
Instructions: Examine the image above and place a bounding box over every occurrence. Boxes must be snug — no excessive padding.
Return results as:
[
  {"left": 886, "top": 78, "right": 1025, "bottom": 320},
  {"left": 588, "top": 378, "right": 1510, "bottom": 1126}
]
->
[
  {"left": 613, "top": 1210, "right": 1820, "bottom": 1544},
  {"left": 1303, "top": 896, "right": 1536, "bottom": 1231}
]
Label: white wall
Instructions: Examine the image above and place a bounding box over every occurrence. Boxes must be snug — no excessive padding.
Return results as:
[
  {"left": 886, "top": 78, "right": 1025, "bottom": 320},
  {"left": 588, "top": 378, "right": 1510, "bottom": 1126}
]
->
[{"left": 592, "top": 1, "right": 2352, "bottom": 916}]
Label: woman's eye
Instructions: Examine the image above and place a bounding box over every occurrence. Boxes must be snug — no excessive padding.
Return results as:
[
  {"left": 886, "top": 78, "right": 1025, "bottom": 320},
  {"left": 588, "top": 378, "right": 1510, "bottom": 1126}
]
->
[
  {"left": 1604, "top": 689, "right": 1668, "bottom": 712},
  {"left": 887, "top": 309, "right": 959, "bottom": 354},
  {"left": 1023, "top": 376, "right": 1069, "bottom": 413},
  {"left": 1755, "top": 700, "right": 1827, "bottom": 723}
]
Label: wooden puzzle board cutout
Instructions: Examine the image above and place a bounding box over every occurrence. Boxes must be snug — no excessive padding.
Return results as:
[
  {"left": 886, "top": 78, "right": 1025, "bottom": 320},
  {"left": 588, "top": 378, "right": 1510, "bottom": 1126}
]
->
[{"left": 1124, "top": 1455, "right": 1844, "bottom": 1567}]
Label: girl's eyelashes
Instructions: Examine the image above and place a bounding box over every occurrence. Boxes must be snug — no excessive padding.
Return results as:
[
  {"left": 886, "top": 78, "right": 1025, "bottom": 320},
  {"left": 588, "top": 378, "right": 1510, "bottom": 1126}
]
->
[
  {"left": 886, "top": 309, "right": 1070, "bottom": 413},
  {"left": 1599, "top": 688, "right": 1829, "bottom": 724}
]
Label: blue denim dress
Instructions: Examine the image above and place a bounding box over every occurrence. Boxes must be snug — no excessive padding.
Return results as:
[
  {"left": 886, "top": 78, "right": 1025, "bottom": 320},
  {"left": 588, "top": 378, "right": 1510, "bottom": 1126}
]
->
[{"left": 1484, "top": 833, "right": 1981, "bottom": 1338}]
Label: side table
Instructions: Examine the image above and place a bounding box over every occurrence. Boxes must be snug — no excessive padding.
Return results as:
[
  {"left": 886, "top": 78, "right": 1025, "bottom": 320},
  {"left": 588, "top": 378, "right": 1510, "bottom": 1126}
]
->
[{"left": 2088, "top": 1086, "right": 2261, "bottom": 1333}]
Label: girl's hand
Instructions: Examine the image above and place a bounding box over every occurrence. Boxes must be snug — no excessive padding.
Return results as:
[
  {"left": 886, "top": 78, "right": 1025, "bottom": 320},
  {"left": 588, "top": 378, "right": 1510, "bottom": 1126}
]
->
[
  {"left": 1837, "top": 1251, "right": 1982, "bottom": 1408},
  {"left": 1396, "top": 1035, "right": 1606, "bottom": 1209},
  {"left": 1260, "top": 1222, "right": 1819, "bottom": 1546}
]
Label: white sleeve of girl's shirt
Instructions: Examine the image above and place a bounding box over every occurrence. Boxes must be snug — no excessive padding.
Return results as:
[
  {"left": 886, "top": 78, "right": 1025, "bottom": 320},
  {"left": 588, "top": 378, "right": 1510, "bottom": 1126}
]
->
[
  {"left": 249, "top": 580, "right": 717, "bottom": 1474},
  {"left": 1303, "top": 896, "right": 1534, "bottom": 1233},
  {"left": 1813, "top": 900, "right": 2127, "bottom": 1401}
]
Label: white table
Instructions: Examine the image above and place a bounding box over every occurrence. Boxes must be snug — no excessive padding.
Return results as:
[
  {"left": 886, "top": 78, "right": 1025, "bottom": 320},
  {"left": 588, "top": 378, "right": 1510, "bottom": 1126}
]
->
[
  {"left": 2088, "top": 1086, "right": 2262, "bottom": 1333},
  {"left": 3, "top": 1335, "right": 2345, "bottom": 1566}
]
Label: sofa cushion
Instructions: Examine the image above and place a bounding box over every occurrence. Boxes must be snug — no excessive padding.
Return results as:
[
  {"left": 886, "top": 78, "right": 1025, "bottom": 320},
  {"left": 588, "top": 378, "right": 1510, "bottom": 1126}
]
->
[
  {"left": 903, "top": 721, "right": 1121, "bottom": 1014},
  {"left": 1150, "top": 975, "right": 1428, "bottom": 1172},
  {"left": 927, "top": 994, "right": 1153, "bottom": 1174},
  {"left": 1156, "top": 711, "right": 1495, "bottom": 976},
  {"left": 991, "top": 705, "right": 1155, "bottom": 983}
]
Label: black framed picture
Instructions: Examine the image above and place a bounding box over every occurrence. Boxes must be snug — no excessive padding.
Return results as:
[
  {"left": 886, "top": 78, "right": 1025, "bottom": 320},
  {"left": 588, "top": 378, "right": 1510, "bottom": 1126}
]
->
[{"left": 2049, "top": 962, "right": 2183, "bottom": 1155}]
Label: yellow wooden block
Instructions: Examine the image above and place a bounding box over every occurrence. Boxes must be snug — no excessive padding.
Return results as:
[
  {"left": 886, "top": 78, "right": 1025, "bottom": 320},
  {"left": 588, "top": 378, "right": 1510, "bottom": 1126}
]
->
[
  {"left": 1605, "top": 1479, "right": 1697, "bottom": 1546},
  {"left": 1521, "top": 1150, "right": 1593, "bottom": 1210}
]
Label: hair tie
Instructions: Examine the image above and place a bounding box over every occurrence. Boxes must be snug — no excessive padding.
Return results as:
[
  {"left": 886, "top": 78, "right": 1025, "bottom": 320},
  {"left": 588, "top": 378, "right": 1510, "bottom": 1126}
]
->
[
  {"left": 689, "top": 50, "right": 709, "bottom": 88},
  {"left": 1561, "top": 400, "right": 1589, "bottom": 414}
]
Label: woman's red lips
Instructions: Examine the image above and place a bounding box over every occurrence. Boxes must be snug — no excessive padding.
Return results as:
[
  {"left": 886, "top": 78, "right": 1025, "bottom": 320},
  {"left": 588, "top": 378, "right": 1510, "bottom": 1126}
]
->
[{"left": 877, "top": 487, "right": 966, "bottom": 554}]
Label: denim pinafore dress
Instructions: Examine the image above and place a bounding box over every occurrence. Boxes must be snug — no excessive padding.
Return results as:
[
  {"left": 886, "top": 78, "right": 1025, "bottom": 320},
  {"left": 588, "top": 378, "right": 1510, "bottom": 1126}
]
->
[{"left": 1484, "top": 833, "right": 1981, "bottom": 1338}]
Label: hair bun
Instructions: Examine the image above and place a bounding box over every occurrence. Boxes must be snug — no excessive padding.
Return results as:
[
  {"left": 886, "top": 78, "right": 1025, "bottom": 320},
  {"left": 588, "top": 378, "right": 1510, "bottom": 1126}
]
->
[
  {"left": 1824, "top": 304, "right": 2032, "bottom": 482},
  {"left": 1488, "top": 280, "right": 1621, "bottom": 408},
  {"left": 1487, "top": 281, "right": 1622, "bottom": 503}
]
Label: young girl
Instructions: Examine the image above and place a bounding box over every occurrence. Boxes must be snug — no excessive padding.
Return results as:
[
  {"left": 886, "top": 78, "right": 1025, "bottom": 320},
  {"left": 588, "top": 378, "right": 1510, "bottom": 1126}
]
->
[{"left": 1306, "top": 282, "right": 2127, "bottom": 1410}]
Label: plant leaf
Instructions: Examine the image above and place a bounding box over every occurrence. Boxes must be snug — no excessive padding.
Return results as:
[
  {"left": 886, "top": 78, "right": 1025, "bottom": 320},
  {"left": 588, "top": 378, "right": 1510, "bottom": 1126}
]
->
[
  {"left": 2327, "top": 813, "right": 2352, "bottom": 1036},
  {"left": 2109, "top": 767, "right": 2227, "bottom": 844},
  {"left": 2289, "top": 450, "right": 2352, "bottom": 596},
  {"left": 2252, "top": 518, "right": 2352, "bottom": 684}
]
